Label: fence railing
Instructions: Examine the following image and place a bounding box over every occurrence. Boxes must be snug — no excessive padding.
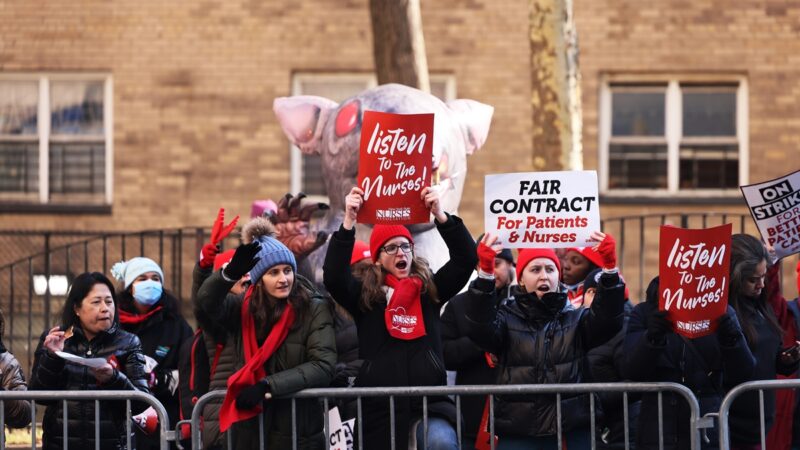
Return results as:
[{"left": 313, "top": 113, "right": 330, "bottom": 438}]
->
[
  {"left": 717, "top": 379, "right": 800, "bottom": 449},
  {"left": 0, "top": 390, "right": 171, "bottom": 450},
  {"left": 191, "top": 382, "right": 702, "bottom": 450}
]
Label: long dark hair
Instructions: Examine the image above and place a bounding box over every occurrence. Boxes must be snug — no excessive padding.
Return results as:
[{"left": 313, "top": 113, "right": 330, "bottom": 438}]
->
[
  {"left": 357, "top": 255, "right": 438, "bottom": 311},
  {"left": 61, "top": 272, "right": 118, "bottom": 329},
  {"left": 249, "top": 271, "right": 316, "bottom": 338},
  {"left": 729, "top": 234, "right": 782, "bottom": 345}
]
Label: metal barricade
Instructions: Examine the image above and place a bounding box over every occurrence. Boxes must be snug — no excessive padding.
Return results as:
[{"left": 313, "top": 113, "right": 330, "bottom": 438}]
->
[
  {"left": 0, "top": 390, "right": 171, "bottom": 450},
  {"left": 717, "top": 379, "right": 800, "bottom": 449},
  {"left": 191, "top": 382, "right": 703, "bottom": 450}
]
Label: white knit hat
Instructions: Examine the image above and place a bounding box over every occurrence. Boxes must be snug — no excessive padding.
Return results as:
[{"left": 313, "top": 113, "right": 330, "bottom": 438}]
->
[{"left": 110, "top": 257, "right": 164, "bottom": 289}]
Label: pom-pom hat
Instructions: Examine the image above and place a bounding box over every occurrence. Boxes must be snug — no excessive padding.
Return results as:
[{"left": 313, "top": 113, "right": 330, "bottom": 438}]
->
[{"left": 110, "top": 257, "right": 165, "bottom": 289}]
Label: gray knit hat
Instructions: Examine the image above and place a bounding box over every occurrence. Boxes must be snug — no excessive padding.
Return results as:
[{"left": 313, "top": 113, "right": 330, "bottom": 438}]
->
[{"left": 249, "top": 236, "right": 297, "bottom": 282}]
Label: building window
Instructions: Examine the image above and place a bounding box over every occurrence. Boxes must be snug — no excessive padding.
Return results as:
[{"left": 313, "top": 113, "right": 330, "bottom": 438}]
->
[
  {"left": 290, "top": 74, "right": 456, "bottom": 198},
  {"left": 599, "top": 77, "right": 747, "bottom": 195},
  {"left": 0, "top": 75, "right": 113, "bottom": 205}
]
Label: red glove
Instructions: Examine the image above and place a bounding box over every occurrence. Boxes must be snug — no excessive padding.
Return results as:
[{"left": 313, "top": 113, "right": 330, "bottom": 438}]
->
[
  {"left": 595, "top": 233, "right": 617, "bottom": 269},
  {"left": 210, "top": 208, "right": 239, "bottom": 246},
  {"left": 200, "top": 208, "right": 240, "bottom": 269},
  {"left": 477, "top": 242, "right": 497, "bottom": 274},
  {"left": 199, "top": 243, "right": 219, "bottom": 269}
]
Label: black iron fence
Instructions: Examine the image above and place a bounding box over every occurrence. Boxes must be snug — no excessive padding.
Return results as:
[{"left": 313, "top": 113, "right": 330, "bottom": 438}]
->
[{"left": 0, "top": 212, "right": 798, "bottom": 372}]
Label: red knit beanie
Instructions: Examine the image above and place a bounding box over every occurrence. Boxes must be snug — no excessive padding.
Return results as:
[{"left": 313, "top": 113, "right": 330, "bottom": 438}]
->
[
  {"left": 351, "top": 241, "right": 372, "bottom": 265},
  {"left": 370, "top": 225, "right": 413, "bottom": 262},
  {"left": 565, "top": 246, "right": 605, "bottom": 269},
  {"left": 516, "top": 248, "right": 561, "bottom": 281}
]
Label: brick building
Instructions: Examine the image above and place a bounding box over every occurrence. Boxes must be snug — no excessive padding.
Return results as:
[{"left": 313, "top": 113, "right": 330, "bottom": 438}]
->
[{"left": 0, "top": 0, "right": 798, "bottom": 297}]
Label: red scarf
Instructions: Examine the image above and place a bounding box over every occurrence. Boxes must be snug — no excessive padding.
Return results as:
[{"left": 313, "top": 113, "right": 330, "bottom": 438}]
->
[
  {"left": 117, "top": 306, "right": 163, "bottom": 325},
  {"left": 383, "top": 274, "right": 426, "bottom": 340},
  {"left": 219, "top": 286, "right": 295, "bottom": 432}
]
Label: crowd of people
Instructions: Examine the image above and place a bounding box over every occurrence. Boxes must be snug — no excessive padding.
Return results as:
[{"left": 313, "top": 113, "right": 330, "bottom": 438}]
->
[{"left": 1, "top": 189, "right": 800, "bottom": 450}]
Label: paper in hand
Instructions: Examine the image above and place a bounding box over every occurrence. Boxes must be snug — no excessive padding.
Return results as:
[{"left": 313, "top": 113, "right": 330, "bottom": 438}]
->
[{"left": 55, "top": 351, "right": 109, "bottom": 369}]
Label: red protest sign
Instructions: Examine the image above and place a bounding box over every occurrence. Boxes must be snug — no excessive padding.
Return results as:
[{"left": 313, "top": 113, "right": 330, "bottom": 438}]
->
[
  {"left": 659, "top": 223, "right": 732, "bottom": 338},
  {"left": 356, "top": 111, "right": 433, "bottom": 224}
]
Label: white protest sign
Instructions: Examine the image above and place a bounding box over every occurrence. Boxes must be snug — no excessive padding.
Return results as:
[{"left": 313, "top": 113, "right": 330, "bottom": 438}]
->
[
  {"left": 328, "top": 406, "right": 355, "bottom": 450},
  {"left": 741, "top": 169, "right": 800, "bottom": 259},
  {"left": 484, "top": 171, "right": 601, "bottom": 249}
]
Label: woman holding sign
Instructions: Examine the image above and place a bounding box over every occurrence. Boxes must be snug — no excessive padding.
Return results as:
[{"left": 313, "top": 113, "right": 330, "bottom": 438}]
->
[
  {"left": 30, "top": 272, "right": 150, "bottom": 450},
  {"left": 727, "top": 234, "right": 800, "bottom": 449},
  {"left": 463, "top": 234, "right": 625, "bottom": 449},
  {"left": 624, "top": 275, "right": 755, "bottom": 450},
  {"left": 323, "top": 186, "right": 477, "bottom": 450}
]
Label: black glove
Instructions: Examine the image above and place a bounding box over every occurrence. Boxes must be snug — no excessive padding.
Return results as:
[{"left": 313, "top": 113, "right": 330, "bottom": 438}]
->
[
  {"left": 716, "top": 312, "right": 743, "bottom": 347},
  {"left": 236, "top": 379, "right": 270, "bottom": 410},
  {"left": 646, "top": 310, "right": 672, "bottom": 345},
  {"left": 223, "top": 242, "right": 261, "bottom": 281}
]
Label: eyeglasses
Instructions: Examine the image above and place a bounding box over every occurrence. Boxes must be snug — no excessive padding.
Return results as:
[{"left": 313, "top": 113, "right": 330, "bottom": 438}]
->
[{"left": 381, "top": 243, "right": 414, "bottom": 256}]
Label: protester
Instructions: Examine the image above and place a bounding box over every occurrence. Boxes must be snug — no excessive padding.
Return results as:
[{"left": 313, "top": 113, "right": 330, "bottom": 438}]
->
[
  {"left": 727, "top": 234, "right": 800, "bottom": 449},
  {"left": 0, "top": 308, "right": 31, "bottom": 429},
  {"left": 440, "top": 242, "right": 514, "bottom": 447},
  {"left": 178, "top": 208, "right": 240, "bottom": 449},
  {"left": 110, "top": 256, "right": 193, "bottom": 449},
  {"left": 197, "top": 217, "right": 336, "bottom": 449},
  {"left": 790, "top": 261, "right": 800, "bottom": 450},
  {"left": 582, "top": 268, "right": 640, "bottom": 449},
  {"left": 323, "top": 186, "right": 477, "bottom": 450},
  {"left": 561, "top": 232, "right": 617, "bottom": 308},
  {"left": 463, "top": 234, "right": 624, "bottom": 449},
  {"left": 624, "top": 276, "right": 756, "bottom": 450},
  {"left": 30, "top": 272, "right": 150, "bottom": 450}
]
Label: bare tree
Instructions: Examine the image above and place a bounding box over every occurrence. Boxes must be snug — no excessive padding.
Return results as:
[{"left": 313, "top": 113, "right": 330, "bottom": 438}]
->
[{"left": 369, "top": 0, "right": 430, "bottom": 92}]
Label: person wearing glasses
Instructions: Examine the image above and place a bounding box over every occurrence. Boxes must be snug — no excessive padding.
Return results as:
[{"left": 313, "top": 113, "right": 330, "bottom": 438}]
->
[{"left": 323, "top": 186, "right": 477, "bottom": 450}]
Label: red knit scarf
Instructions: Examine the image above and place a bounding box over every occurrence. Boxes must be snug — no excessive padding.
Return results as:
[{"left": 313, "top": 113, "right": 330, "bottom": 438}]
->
[
  {"left": 117, "top": 306, "right": 163, "bottom": 325},
  {"left": 383, "top": 274, "right": 426, "bottom": 340},
  {"left": 219, "top": 286, "right": 295, "bottom": 432}
]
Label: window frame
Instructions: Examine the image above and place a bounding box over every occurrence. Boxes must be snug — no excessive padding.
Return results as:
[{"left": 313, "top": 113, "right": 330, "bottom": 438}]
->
[
  {"left": 0, "top": 73, "right": 114, "bottom": 205},
  {"left": 289, "top": 73, "right": 457, "bottom": 199},
  {"left": 598, "top": 74, "right": 748, "bottom": 197}
]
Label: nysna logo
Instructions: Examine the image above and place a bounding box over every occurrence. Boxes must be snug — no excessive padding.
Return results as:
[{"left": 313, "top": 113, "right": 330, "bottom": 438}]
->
[
  {"left": 377, "top": 208, "right": 411, "bottom": 221},
  {"left": 388, "top": 306, "right": 417, "bottom": 333}
]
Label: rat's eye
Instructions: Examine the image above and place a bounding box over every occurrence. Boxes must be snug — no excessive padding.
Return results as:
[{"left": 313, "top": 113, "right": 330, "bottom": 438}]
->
[{"left": 335, "top": 100, "right": 361, "bottom": 137}]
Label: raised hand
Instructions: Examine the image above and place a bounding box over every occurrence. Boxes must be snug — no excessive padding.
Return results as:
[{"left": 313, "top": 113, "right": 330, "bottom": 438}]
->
[
  {"left": 269, "top": 193, "right": 329, "bottom": 259},
  {"left": 343, "top": 187, "right": 364, "bottom": 230},
  {"left": 223, "top": 242, "right": 261, "bottom": 281},
  {"left": 477, "top": 233, "right": 501, "bottom": 275},
  {"left": 421, "top": 186, "right": 447, "bottom": 223},
  {"left": 200, "top": 208, "right": 240, "bottom": 269},
  {"left": 589, "top": 231, "right": 617, "bottom": 270},
  {"left": 43, "top": 326, "right": 67, "bottom": 355}
]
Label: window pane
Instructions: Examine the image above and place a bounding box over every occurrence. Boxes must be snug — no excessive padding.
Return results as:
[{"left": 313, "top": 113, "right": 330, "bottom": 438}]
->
[
  {"left": 49, "top": 143, "right": 105, "bottom": 194},
  {"left": 50, "top": 81, "right": 104, "bottom": 135},
  {"left": 682, "top": 89, "right": 736, "bottom": 136},
  {"left": 611, "top": 91, "right": 665, "bottom": 136},
  {"left": 679, "top": 145, "right": 739, "bottom": 189},
  {"left": 608, "top": 144, "right": 667, "bottom": 188},
  {"left": 0, "top": 81, "right": 38, "bottom": 135},
  {"left": 0, "top": 142, "right": 39, "bottom": 192}
]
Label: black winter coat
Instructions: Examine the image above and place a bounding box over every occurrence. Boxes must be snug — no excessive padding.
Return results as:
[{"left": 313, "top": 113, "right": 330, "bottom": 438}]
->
[
  {"left": 728, "top": 299, "right": 797, "bottom": 445},
  {"left": 30, "top": 324, "right": 150, "bottom": 450},
  {"left": 464, "top": 271, "right": 625, "bottom": 438},
  {"left": 623, "top": 301, "right": 755, "bottom": 450},
  {"left": 118, "top": 293, "right": 193, "bottom": 430},
  {"left": 197, "top": 271, "right": 337, "bottom": 450},
  {"left": 323, "top": 214, "right": 478, "bottom": 450},
  {"left": 441, "top": 288, "right": 507, "bottom": 444}
]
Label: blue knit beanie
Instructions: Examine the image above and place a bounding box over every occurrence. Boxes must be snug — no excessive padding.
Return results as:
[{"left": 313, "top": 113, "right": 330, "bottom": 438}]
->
[
  {"left": 110, "top": 257, "right": 164, "bottom": 289},
  {"left": 249, "top": 236, "right": 297, "bottom": 282}
]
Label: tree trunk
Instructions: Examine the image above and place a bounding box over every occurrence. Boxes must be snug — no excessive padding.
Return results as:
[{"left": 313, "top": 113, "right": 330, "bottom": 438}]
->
[
  {"left": 369, "top": 0, "right": 430, "bottom": 92},
  {"left": 529, "top": 0, "right": 583, "bottom": 170}
]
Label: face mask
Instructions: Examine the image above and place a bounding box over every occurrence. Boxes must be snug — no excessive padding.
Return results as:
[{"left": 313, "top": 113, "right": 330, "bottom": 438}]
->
[{"left": 133, "top": 280, "right": 163, "bottom": 306}]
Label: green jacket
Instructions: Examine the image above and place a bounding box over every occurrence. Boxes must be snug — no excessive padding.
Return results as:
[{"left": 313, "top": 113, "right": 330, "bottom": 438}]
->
[{"left": 197, "top": 271, "right": 337, "bottom": 450}]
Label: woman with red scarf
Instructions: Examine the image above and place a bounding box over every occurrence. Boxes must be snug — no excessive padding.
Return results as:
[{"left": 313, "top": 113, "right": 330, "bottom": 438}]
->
[
  {"left": 323, "top": 186, "right": 478, "bottom": 450},
  {"left": 196, "top": 217, "right": 336, "bottom": 449}
]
